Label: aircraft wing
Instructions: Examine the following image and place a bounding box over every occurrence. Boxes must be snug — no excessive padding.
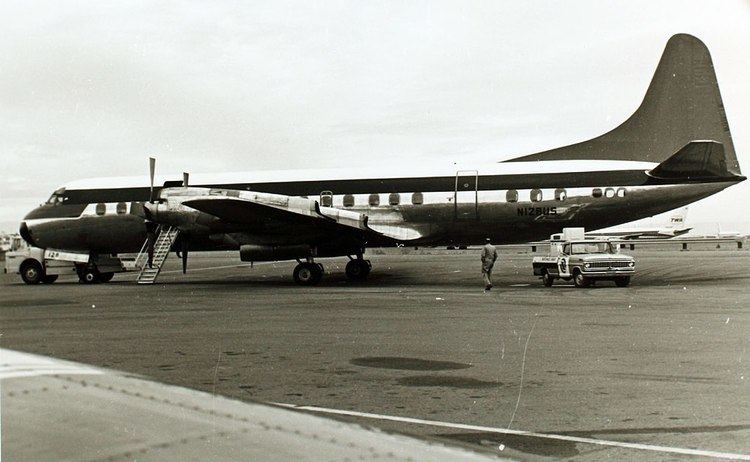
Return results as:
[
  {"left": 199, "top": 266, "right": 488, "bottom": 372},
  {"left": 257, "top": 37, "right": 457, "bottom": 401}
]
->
[
  {"left": 1, "top": 348, "right": 503, "bottom": 461},
  {"left": 180, "top": 190, "right": 423, "bottom": 241},
  {"left": 184, "top": 194, "right": 367, "bottom": 233}
]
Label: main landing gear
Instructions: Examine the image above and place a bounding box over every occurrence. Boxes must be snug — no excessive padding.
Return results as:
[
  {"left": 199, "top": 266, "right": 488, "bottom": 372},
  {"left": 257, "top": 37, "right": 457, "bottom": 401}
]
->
[
  {"left": 291, "top": 255, "right": 372, "bottom": 286},
  {"left": 345, "top": 256, "right": 371, "bottom": 282},
  {"left": 293, "top": 260, "right": 324, "bottom": 286}
]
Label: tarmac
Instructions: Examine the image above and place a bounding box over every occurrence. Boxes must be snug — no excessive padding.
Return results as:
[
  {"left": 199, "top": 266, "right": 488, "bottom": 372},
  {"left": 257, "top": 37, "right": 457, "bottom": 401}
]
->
[{"left": 1, "top": 246, "right": 749, "bottom": 460}]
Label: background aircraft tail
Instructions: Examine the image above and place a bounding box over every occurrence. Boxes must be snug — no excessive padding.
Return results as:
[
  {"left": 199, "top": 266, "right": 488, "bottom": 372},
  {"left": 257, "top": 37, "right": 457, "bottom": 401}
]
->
[
  {"left": 507, "top": 34, "right": 741, "bottom": 175},
  {"left": 667, "top": 207, "right": 689, "bottom": 229}
]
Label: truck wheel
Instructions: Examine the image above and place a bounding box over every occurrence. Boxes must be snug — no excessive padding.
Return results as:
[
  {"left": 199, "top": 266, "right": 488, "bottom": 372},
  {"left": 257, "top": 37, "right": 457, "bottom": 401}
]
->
[
  {"left": 542, "top": 271, "right": 554, "bottom": 287},
  {"left": 99, "top": 272, "right": 114, "bottom": 283},
  {"left": 614, "top": 276, "right": 631, "bottom": 287},
  {"left": 20, "top": 260, "right": 44, "bottom": 285},
  {"left": 41, "top": 275, "right": 59, "bottom": 284},
  {"left": 573, "top": 271, "right": 590, "bottom": 288}
]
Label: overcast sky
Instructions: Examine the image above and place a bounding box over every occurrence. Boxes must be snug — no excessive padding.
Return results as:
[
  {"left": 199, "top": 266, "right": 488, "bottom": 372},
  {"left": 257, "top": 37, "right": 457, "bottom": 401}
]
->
[{"left": 2, "top": 0, "right": 749, "bottom": 233}]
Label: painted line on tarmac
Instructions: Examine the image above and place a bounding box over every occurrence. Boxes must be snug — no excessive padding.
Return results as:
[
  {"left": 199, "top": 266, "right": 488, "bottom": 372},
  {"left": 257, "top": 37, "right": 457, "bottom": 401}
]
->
[{"left": 274, "top": 403, "right": 750, "bottom": 460}]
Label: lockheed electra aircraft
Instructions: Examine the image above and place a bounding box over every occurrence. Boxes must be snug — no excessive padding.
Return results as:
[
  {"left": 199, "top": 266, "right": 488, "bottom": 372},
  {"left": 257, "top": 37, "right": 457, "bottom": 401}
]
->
[{"left": 19, "top": 34, "right": 745, "bottom": 285}]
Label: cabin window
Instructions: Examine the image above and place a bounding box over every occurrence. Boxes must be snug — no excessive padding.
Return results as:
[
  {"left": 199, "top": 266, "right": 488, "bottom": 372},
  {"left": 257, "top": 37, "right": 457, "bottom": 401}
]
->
[
  {"left": 592, "top": 188, "right": 603, "bottom": 198},
  {"left": 116, "top": 202, "right": 127, "bottom": 214},
  {"left": 506, "top": 189, "right": 518, "bottom": 203},
  {"left": 605, "top": 187, "right": 615, "bottom": 198},
  {"left": 411, "top": 192, "right": 424, "bottom": 205},
  {"left": 530, "top": 189, "right": 542, "bottom": 202},
  {"left": 343, "top": 194, "right": 355, "bottom": 207},
  {"left": 368, "top": 193, "right": 380, "bottom": 206},
  {"left": 389, "top": 192, "right": 400, "bottom": 206},
  {"left": 95, "top": 203, "right": 106, "bottom": 216},
  {"left": 555, "top": 188, "right": 567, "bottom": 201},
  {"left": 320, "top": 191, "right": 333, "bottom": 207},
  {"left": 617, "top": 187, "right": 627, "bottom": 198}
]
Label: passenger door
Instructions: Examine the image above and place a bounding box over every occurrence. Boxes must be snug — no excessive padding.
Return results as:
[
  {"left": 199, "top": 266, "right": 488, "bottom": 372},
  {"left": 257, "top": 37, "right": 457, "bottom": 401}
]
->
[{"left": 454, "top": 170, "right": 478, "bottom": 220}]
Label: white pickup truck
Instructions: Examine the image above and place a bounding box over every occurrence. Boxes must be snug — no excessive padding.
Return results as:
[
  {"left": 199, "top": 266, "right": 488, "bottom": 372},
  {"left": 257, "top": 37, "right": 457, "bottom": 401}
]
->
[{"left": 532, "top": 232, "right": 635, "bottom": 288}]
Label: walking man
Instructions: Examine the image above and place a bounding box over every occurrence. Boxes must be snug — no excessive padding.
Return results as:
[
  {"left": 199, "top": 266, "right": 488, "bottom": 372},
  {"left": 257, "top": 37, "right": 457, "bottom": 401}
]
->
[{"left": 481, "top": 237, "right": 498, "bottom": 291}]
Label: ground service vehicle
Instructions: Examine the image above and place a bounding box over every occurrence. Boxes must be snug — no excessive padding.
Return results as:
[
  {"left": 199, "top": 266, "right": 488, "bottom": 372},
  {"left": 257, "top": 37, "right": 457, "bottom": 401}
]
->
[
  {"left": 5, "top": 247, "right": 132, "bottom": 284},
  {"left": 532, "top": 229, "right": 635, "bottom": 287}
]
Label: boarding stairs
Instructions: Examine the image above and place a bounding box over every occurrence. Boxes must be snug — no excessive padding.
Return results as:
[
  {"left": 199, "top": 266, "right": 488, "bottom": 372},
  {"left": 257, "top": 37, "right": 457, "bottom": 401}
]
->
[{"left": 135, "top": 225, "right": 180, "bottom": 284}]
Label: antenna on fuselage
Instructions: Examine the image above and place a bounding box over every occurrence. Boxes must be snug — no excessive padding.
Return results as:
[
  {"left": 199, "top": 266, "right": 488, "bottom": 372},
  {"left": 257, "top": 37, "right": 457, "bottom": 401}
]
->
[{"left": 149, "top": 157, "right": 156, "bottom": 203}]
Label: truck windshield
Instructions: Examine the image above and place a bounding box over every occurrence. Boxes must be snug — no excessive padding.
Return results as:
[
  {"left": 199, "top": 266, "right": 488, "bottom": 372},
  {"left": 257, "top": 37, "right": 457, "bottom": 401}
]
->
[{"left": 569, "top": 242, "right": 614, "bottom": 254}]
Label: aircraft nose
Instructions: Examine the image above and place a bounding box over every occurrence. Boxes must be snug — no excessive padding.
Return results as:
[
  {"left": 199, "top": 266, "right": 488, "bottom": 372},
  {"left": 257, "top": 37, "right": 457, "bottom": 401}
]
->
[{"left": 19, "top": 221, "right": 38, "bottom": 247}]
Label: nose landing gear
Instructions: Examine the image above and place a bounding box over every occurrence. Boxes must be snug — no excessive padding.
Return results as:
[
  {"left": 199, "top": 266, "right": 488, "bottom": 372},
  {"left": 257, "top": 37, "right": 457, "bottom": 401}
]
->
[{"left": 75, "top": 264, "right": 115, "bottom": 284}]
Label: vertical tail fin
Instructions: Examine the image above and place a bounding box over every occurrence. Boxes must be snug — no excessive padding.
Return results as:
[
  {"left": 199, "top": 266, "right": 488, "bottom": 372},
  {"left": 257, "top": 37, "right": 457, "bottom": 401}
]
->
[
  {"left": 667, "top": 207, "right": 688, "bottom": 229},
  {"left": 508, "top": 34, "right": 740, "bottom": 175}
]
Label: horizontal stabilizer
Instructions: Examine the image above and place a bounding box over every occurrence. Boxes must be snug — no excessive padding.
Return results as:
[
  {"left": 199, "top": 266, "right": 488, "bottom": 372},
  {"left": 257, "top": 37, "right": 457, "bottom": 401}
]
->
[{"left": 648, "top": 141, "right": 738, "bottom": 181}]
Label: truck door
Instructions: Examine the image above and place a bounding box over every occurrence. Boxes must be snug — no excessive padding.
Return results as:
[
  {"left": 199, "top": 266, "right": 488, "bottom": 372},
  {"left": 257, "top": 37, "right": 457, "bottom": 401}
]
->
[
  {"left": 454, "top": 170, "right": 478, "bottom": 220},
  {"left": 557, "top": 244, "right": 571, "bottom": 277}
]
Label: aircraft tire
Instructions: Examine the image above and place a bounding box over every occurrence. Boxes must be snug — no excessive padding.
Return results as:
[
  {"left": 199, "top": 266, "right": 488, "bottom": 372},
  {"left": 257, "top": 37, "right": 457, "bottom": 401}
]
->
[
  {"left": 614, "top": 276, "right": 631, "bottom": 287},
  {"left": 41, "top": 275, "right": 59, "bottom": 284},
  {"left": 573, "top": 271, "right": 590, "bottom": 288},
  {"left": 79, "top": 267, "right": 101, "bottom": 284},
  {"left": 345, "top": 259, "right": 370, "bottom": 281},
  {"left": 99, "top": 272, "right": 114, "bottom": 283},
  {"left": 542, "top": 271, "right": 554, "bottom": 287},
  {"left": 293, "top": 262, "right": 322, "bottom": 286},
  {"left": 20, "top": 260, "right": 44, "bottom": 285}
]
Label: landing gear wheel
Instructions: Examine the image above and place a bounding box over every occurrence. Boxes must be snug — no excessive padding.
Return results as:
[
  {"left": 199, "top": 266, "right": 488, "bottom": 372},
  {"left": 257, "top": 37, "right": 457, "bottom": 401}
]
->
[
  {"left": 542, "top": 272, "right": 554, "bottom": 287},
  {"left": 293, "top": 262, "right": 323, "bottom": 285},
  {"left": 573, "top": 271, "right": 590, "bottom": 288},
  {"left": 345, "top": 259, "right": 371, "bottom": 281},
  {"left": 614, "top": 276, "right": 631, "bottom": 287},
  {"left": 41, "top": 275, "right": 59, "bottom": 284},
  {"left": 20, "top": 260, "right": 44, "bottom": 285},
  {"left": 99, "top": 272, "right": 114, "bottom": 283},
  {"left": 79, "top": 266, "right": 101, "bottom": 284}
]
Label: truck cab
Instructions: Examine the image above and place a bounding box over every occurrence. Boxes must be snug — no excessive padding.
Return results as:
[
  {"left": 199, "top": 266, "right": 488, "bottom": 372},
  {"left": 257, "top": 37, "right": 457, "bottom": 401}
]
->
[{"left": 532, "top": 228, "right": 635, "bottom": 287}]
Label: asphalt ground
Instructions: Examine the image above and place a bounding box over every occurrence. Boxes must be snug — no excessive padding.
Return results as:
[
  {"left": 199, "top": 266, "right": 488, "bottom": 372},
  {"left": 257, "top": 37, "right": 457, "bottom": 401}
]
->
[{"left": 1, "top": 247, "right": 749, "bottom": 460}]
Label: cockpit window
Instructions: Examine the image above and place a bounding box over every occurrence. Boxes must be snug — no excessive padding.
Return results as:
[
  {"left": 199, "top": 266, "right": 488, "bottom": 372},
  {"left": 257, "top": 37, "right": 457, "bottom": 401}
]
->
[{"left": 46, "top": 187, "right": 67, "bottom": 205}]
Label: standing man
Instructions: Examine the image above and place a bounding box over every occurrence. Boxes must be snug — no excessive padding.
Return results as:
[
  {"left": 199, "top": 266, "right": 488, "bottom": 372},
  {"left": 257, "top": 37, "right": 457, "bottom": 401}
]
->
[{"left": 481, "top": 237, "right": 498, "bottom": 291}]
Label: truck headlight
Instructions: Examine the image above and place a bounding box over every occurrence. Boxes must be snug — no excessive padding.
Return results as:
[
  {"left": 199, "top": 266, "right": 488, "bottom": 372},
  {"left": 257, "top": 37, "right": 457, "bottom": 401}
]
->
[
  {"left": 584, "top": 263, "right": 591, "bottom": 269},
  {"left": 628, "top": 261, "right": 635, "bottom": 267}
]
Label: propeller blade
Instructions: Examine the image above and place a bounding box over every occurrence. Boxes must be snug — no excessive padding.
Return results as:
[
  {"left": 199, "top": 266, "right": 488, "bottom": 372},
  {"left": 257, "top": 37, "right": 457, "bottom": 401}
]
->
[
  {"left": 149, "top": 157, "right": 156, "bottom": 203},
  {"left": 183, "top": 172, "right": 189, "bottom": 187},
  {"left": 181, "top": 238, "right": 188, "bottom": 274}
]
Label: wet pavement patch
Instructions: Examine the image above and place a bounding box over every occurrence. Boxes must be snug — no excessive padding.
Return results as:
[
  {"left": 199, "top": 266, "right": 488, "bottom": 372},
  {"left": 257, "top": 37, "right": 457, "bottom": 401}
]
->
[
  {"left": 397, "top": 375, "right": 500, "bottom": 388},
  {"left": 438, "top": 432, "right": 579, "bottom": 458},
  {"left": 350, "top": 356, "right": 471, "bottom": 371}
]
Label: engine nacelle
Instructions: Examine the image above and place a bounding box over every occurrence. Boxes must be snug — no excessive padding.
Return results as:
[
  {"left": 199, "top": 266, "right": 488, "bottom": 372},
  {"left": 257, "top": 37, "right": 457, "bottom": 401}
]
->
[{"left": 239, "top": 244, "right": 311, "bottom": 262}]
